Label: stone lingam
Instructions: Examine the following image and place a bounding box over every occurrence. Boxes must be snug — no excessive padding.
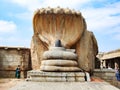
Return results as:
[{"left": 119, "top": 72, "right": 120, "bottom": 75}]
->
[
  {"left": 40, "top": 39, "right": 81, "bottom": 72},
  {"left": 27, "top": 7, "right": 98, "bottom": 82}
]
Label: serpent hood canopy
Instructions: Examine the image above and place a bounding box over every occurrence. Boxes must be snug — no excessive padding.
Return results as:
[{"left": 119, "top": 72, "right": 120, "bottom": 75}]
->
[
  {"left": 33, "top": 7, "right": 87, "bottom": 48},
  {"left": 31, "top": 7, "right": 98, "bottom": 71}
]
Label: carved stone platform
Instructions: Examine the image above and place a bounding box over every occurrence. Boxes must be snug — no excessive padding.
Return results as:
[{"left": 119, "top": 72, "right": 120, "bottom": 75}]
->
[{"left": 26, "top": 70, "right": 87, "bottom": 82}]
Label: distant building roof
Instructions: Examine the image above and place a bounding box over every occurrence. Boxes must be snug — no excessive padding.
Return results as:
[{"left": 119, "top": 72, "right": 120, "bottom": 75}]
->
[
  {"left": 97, "top": 49, "right": 120, "bottom": 60},
  {"left": 0, "top": 46, "right": 30, "bottom": 50}
]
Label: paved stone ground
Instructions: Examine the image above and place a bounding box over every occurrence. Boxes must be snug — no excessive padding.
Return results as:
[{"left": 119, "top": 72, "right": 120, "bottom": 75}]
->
[
  {"left": 0, "top": 78, "right": 119, "bottom": 90},
  {"left": 9, "top": 81, "right": 120, "bottom": 90},
  {"left": 0, "top": 78, "right": 24, "bottom": 90}
]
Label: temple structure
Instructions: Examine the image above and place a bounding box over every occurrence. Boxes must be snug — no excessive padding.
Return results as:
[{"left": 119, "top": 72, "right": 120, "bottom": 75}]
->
[
  {"left": 0, "top": 46, "right": 31, "bottom": 78},
  {"left": 27, "top": 7, "right": 98, "bottom": 82},
  {"left": 97, "top": 49, "right": 120, "bottom": 69}
]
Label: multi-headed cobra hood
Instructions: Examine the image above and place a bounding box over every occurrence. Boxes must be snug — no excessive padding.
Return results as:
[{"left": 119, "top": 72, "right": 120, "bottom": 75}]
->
[{"left": 33, "top": 7, "right": 87, "bottom": 48}]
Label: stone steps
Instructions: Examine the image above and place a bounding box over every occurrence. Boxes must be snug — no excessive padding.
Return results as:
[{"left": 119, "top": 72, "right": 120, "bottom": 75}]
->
[{"left": 26, "top": 70, "right": 87, "bottom": 82}]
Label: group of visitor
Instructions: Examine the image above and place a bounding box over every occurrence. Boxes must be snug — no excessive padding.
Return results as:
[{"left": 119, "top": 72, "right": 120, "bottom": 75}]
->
[{"left": 15, "top": 63, "right": 120, "bottom": 81}]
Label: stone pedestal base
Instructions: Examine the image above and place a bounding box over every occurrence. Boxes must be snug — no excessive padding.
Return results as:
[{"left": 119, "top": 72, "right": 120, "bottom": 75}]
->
[{"left": 26, "top": 70, "right": 87, "bottom": 82}]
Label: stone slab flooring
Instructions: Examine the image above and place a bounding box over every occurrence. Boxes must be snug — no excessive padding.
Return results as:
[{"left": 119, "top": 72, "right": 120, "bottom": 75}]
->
[
  {"left": 0, "top": 79, "right": 24, "bottom": 90},
  {"left": 9, "top": 81, "right": 120, "bottom": 90}
]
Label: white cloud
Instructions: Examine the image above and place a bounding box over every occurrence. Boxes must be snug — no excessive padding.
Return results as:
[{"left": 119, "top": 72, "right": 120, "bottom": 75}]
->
[
  {"left": 3, "top": 0, "right": 120, "bottom": 51},
  {"left": 0, "top": 20, "right": 17, "bottom": 33},
  {"left": 9, "top": 0, "right": 40, "bottom": 11},
  {"left": 9, "top": 0, "right": 91, "bottom": 11},
  {"left": 8, "top": 0, "right": 120, "bottom": 33},
  {"left": 0, "top": 36, "right": 30, "bottom": 47},
  {"left": 41, "top": 0, "right": 91, "bottom": 8},
  {"left": 81, "top": 2, "right": 120, "bottom": 32},
  {"left": 10, "top": 12, "right": 32, "bottom": 20}
]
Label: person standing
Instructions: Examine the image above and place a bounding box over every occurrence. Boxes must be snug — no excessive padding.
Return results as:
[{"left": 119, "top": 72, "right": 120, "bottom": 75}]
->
[
  {"left": 15, "top": 65, "right": 21, "bottom": 79},
  {"left": 115, "top": 62, "right": 120, "bottom": 81}
]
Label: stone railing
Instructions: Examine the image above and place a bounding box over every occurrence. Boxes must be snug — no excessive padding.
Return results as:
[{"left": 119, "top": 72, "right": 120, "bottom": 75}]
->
[{"left": 94, "top": 69, "right": 120, "bottom": 89}]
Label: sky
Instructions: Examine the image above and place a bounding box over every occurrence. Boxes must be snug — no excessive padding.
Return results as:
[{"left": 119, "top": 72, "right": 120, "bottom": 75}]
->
[{"left": 0, "top": 0, "right": 120, "bottom": 52}]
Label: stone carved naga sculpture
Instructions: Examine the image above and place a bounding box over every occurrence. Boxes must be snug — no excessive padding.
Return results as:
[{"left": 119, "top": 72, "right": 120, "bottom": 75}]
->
[{"left": 31, "top": 7, "right": 98, "bottom": 72}]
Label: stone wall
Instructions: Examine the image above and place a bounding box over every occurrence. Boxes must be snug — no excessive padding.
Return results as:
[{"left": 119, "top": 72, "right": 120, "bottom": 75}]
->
[
  {"left": 0, "top": 47, "right": 31, "bottom": 78},
  {"left": 94, "top": 69, "right": 120, "bottom": 89}
]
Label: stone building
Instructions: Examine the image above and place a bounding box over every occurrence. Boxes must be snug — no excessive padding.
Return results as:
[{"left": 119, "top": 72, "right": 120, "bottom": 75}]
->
[
  {"left": 0, "top": 46, "right": 31, "bottom": 78},
  {"left": 94, "top": 50, "right": 120, "bottom": 88},
  {"left": 97, "top": 49, "right": 120, "bottom": 69}
]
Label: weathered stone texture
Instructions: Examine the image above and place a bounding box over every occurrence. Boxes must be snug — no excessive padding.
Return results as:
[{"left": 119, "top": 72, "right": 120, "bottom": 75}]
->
[
  {"left": 31, "top": 7, "right": 98, "bottom": 72},
  {"left": 31, "top": 35, "right": 48, "bottom": 69},
  {"left": 94, "top": 69, "right": 120, "bottom": 89},
  {"left": 41, "top": 60, "right": 78, "bottom": 66},
  {"left": 27, "top": 70, "right": 85, "bottom": 82},
  {"left": 76, "top": 30, "right": 98, "bottom": 71},
  {"left": 0, "top": 47, "right": 31, "bottom": 78},
  {"left": 40, "top": 47, "right": 81, "bottom": 72},
  {"left": 10, "top": 81, "right": 120, "bottom": 90},
  {"left": 40, "top": 66, "right": 81, "bottom": 71},
  {"left": 0, "top": 70, "right": 27, "bottom": 78}
]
